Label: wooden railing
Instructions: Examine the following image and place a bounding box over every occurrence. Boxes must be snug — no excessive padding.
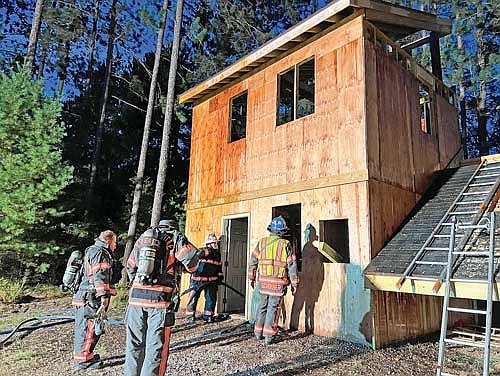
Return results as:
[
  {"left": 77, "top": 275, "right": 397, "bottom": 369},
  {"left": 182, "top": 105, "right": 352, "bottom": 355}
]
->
[{"left": 364, "top": 21, "right": 456, "bottom": 106}]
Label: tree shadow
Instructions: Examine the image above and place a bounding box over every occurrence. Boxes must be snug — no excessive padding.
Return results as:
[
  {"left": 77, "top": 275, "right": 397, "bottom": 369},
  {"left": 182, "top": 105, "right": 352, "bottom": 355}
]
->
[
  {"left": 226, "top": 337, "right": 369, "bottom": 376},
  {"left": 289, "top": 224, "right": 327, "bottom": 333}
]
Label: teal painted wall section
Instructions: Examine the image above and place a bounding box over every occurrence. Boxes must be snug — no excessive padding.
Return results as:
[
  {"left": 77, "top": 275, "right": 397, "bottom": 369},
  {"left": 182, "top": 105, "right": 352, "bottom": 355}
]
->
[{"left": 338, "top": 263, "right": 371, "bottom": 345}]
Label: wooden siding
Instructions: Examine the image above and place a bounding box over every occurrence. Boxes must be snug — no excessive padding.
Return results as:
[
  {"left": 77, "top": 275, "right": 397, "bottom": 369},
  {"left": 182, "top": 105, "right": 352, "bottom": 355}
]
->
[
  {"left": 187, "top": 16, "right": 367, "bottom": 207},
  {"left": 371, "top": 291, "right": 473, "bottom": 348},
  {"left": 184, "top": 181, "right": 372, "bottom": 344},
  {"left": 364, "top": 28, "right": 460, "bottom": 347},
  {"left": 185, "top": 16, "right": 460, "bottom": 349}
]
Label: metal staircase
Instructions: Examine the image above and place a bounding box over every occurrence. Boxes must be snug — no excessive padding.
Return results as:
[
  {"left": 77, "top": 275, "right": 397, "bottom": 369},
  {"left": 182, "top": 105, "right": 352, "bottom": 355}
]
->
[
  {"left": 436, "top": 212, "right": 496, "bottom": 376},
  {"left": 396, "top": 159, "right": 500, "bottom": 291}
]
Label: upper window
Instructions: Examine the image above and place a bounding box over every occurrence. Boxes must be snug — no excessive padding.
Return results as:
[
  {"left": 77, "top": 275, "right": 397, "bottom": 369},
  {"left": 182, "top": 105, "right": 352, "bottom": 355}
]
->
[
  {"left": 277, "top": 58, "right": 315, "bottom": 126},
  {"left": 229, "top": 92, "right": 248, "bottom": 142},
  {"left": 419, "top": 83, "right": 432, "bottom": 135}
]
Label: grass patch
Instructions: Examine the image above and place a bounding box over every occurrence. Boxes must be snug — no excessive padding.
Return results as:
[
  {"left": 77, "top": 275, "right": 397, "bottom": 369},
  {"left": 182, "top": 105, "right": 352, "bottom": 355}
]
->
[
  {"left": 0, "top": 311, "right": 43, "bottom": 331},
  {"left": 110, "top": 286, "right": 129, "bottom": 311},
  {"left": 0, "top": 277, "right": 26, "bottom": 304},
  {"left": 14, "top": 350, "right": 34, "bottom": 361},
  {"left": 29, "top": 284, "right": 66, "bottom": 299}
]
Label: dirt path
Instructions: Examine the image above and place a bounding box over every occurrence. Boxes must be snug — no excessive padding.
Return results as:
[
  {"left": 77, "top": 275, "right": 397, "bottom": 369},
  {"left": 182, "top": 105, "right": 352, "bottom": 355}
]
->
[{"left": 1, "top": 298, "right": 499, "bottom": 375}]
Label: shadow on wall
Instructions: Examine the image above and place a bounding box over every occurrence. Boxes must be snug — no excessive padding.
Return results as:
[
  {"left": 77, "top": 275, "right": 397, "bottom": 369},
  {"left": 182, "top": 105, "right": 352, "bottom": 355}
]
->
[{"left": 290, "top": 224, "right": 328, "bottom": 333}]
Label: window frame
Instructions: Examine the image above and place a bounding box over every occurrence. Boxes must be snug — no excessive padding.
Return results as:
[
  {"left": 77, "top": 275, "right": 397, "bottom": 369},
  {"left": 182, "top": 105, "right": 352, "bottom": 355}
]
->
[
  {"left": 228, "top": 90, "right": 248, "bottom": 143},
  {"left": 276, "top": 56, "right": 316, "bottom": 126},
  {"left": 418, "top": 82, "right": 434, "bottom": 135}
]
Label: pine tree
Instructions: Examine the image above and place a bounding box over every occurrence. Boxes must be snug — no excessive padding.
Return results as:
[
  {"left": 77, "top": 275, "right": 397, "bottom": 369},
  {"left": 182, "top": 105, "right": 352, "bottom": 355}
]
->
[{"left": 0, "top": 65, "right": 73, "bottom": 263}]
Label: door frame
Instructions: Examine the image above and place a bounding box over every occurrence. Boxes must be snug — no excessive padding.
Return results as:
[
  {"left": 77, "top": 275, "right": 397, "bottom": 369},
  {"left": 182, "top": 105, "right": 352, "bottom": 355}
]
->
[{"left": 219, "top": 212, "right": 251, "bottom": 318}]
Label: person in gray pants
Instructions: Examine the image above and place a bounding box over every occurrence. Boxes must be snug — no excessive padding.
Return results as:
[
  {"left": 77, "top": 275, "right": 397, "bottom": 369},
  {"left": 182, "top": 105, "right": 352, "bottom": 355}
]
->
[
  {"left": 249, "top": 216, "right": 299, "bottom": 345},
  {"left": 124, "top": 219, "right": 199, "bottom": 376},
  {"left": 72, "top": 230, "right": 117, "bottom": 370}
]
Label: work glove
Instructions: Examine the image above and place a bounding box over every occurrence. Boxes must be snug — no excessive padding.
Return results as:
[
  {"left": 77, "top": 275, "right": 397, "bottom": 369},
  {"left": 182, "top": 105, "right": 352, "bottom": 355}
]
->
[{"left": 250, "top": 280, "right": 255, "bottom": 289}]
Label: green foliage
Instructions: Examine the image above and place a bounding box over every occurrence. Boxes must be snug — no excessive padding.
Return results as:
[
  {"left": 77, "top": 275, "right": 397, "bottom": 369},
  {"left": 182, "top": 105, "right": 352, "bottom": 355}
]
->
[
  {"left": 110, "top": 286, "right": 129, "bottom": 311},
  {"left": 0, "top": 277, "right": 26, "bottom": 303},
  {"left": 0, "top": 65, "right": 73, "bottom": 270}
]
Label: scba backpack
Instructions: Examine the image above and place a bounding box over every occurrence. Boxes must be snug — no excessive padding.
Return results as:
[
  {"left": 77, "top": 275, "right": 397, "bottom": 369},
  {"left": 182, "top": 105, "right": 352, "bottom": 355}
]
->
[{"left": 62, "top": 249, "right": 85, "bottom": 293}]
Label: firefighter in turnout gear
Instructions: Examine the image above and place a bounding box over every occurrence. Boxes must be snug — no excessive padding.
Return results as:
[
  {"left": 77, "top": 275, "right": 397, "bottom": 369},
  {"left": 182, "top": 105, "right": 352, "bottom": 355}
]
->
[
  {"left": 124, "top": 219, "right": 199, "bottom": 376},
  {"left": 249, "top": 216, "right": 299, "bottom": 345},
  {"left": 185, "top": 233, "right": 223, "bottom": 323},
  {"left": 72, "top": 230, "right": 117, "bottom": 370}
]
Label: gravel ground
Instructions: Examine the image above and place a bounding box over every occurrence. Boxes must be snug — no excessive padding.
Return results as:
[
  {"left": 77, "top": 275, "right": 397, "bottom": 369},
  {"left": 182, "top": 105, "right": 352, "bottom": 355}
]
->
[{"left": 1, "top": 297, "right": 499, "bottom": 375}]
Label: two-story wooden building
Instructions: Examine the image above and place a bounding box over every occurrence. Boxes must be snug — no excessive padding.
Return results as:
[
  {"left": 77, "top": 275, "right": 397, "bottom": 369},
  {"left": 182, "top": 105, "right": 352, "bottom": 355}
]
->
[{"left": 179, "top": 0, "right": 461, "bottom": 347}]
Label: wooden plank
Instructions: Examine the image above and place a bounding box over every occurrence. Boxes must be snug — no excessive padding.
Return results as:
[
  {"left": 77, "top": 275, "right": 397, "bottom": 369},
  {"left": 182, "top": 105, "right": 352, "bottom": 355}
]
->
[
  {"left": 187, "top": 169, "right": 369, "bottom": 210},
  {"left": 401, "top": 35, "right": 430, "bottom": 51},
  {"left": 352, "top": 0, "right": 451, "bottom": 35},
  {"left": 365, "top": 273, "right": 500, "bottom": 301}
]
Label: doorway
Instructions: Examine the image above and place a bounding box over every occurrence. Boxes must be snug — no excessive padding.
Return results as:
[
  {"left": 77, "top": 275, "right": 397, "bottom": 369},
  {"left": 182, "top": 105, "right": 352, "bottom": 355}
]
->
[
  {"left": 220, "top": 216, "right": 248, "bottom": 314},
  {"left": 272, "top": 204, "right": 302, "bottom": 270}
]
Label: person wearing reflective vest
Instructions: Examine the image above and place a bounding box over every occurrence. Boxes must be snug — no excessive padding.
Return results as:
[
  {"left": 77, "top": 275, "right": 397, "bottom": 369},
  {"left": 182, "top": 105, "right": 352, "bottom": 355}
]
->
[
  {"left": 185, "top": 233, "right": 224, "bottom": 323},
  {"left": 72, "top": 230, "right": 118, "bottom": 371},
  {"left": 248, "top": 216, "right": 299, "bottom": 345},
  {"left": 124, "top": 219, "right": 199, "bottom": 376}
]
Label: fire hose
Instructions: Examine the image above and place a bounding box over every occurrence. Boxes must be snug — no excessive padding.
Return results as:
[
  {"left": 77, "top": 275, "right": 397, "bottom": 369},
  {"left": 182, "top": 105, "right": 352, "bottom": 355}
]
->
[{"left": 1, "top": 282, "right": 247, "bottom": 346}]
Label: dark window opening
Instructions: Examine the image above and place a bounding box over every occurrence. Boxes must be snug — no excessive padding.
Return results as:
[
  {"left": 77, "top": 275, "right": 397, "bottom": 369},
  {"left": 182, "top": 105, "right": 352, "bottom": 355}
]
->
[
  {"left": 319, "top": 219, "right": 349, "bottom": 263},
  {"left": 419, "top": 84, "right": 432, "bottom": 134},
  {"left": 277, "top": 69, "right": 294, "bottom": 125},
  {"left": 277, "top": 57, "right": 315, "bottom": 126},
  {"left": 272, "top": 203, "right": 302, "bottom": 271},
  {"left": 297, "top": 59, "right": 315, "bottom": 118},
  {"left": 230, "top": 92, "right": 248, "bottom": 142}
]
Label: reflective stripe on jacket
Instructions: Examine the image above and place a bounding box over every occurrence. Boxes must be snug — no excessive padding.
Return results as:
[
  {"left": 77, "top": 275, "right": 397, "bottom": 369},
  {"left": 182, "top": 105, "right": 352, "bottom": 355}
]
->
[
  {"left": 127, "top": 231, "right": 199, "bottom": 309},
  {"left": 72, "top": 239, "right": 116, "bottom": 306},
  {"left": 248, "top": 235, "right": 299, "bottom": 296}
]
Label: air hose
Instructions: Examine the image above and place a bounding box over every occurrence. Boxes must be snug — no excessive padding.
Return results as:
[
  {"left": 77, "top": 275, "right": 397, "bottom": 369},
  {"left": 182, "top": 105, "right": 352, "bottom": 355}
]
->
[{"left": 0, "top": 315, "right": 123, "bottom": 347}]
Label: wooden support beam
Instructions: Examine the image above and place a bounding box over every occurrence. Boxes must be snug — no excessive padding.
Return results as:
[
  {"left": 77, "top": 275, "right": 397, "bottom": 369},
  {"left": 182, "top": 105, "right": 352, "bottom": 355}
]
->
[
  {"left": 429, "top": 31, "right": 442, "bottom": 80},
  {"left": 401, "top": 35, "right": 430, "bottom": 51}
]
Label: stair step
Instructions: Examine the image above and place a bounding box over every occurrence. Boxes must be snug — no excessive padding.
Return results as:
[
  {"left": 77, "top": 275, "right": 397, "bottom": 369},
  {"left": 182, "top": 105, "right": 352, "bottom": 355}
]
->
[
  {"left": 415, "top": 261, "right": 447, "bottom": 265},
  {"left": 425, "top": 247, "right": 449, "bottom": 251},
  {"left": 462, "top": 191, "right": 489, "bottom": 196},
  {"left": 474, "top": 174, "right": 498, "bottom": 179},
  {"left": 447, "top": 307, "right": 487, "bottom": 315},
  {"left": 453, "top": 251, "right": 490, "bottom": 256},
  {"left": 454, "top": 201, "right": 484, "bottom": 205},
  {"left": 449, "top": 211, "right": 478, "bottom": 215},
  {"left": 469, "top": 182, "right": 496, "bottom": 187},
  {"left": 444, "top": 338, "right": 486, "bottom": 348}
]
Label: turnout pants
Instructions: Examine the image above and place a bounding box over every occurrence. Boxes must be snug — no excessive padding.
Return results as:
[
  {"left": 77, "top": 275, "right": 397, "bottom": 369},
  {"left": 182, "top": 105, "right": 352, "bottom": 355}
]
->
[
  {"left": 186, "top": 281, "right": 218, "bottom": 320},
  {"left": 73, "top": 305, "right": 102, "bottom": 364},
  {"left": 124, "top": 305, "right": 173, "bottom": 376},
  {"left": 254, "top": 293, "right": 284, "bottom": 340}
]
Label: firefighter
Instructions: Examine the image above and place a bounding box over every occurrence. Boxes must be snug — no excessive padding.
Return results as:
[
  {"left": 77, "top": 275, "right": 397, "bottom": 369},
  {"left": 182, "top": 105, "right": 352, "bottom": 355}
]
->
[
  {"left": 72, "top": 230, "right": 117, "bottom": 370},
  {"left": 249, "top": 216, "right": 299, "bottom": 345},
  {"left": 185, "top": 233, "right": 223, "bottom": 323},
  {"left": 124, "top": 219, "right": 199, "bottom": 376}
]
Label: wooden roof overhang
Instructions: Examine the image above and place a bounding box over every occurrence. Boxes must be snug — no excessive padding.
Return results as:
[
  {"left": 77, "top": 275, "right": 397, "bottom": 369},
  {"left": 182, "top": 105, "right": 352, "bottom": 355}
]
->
[
  {"left": 179, "top": 0, "right": 451, "bottom": 105},
  {"left": 365, "top": 273, "right": 500, "bottom": 301}
]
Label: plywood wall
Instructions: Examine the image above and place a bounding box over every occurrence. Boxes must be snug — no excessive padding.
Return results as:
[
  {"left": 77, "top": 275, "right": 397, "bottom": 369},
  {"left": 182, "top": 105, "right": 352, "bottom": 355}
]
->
[
  {"left": 185, "top": 181, "right": 372, "bottom": 345},
  {"left": 371, "top": 291, "right": 473, "bottom": 348},
  {"left": 187, "top": 17, "right": 366, "bottom": 206},
  {"left": 364, "top": 27, "right": 460, "bottom": 347},
  {"left": 185, "top": 15, "right": 460, "bottom": 348}
]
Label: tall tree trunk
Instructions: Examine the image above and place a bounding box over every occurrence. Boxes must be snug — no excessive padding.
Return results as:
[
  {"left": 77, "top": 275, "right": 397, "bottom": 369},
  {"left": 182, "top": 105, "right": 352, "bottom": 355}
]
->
[
  {"left": 37, "top": 44, "right": 47, "bottom": 79},
  {"left": 57, "top": 40, "right": 71, "bottom": 97},
  {"left": 27, "top": 0, "right": 45, "bottom": 72},
  {"left": 475, "top": 3, "right": 488, "bottom": 156},
  {"left": 122, "top": 0, "right": 170, "bottom": 281},
  {"left": 456, "top": 9, "right": 468, "bottom": 159},
  {"left": 151, "top": 0, "right": 184, "bottom": 226},
  {"left": 89, "top": 0, "right": 118, "bottom": 195},
  {"left": 85, "top": 0, "right": 100, "bottom": 94}
]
